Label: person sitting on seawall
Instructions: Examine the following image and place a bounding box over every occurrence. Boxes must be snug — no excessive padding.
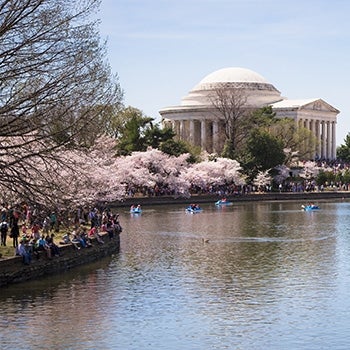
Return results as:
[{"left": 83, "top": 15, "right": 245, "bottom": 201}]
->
[
  {"left": 36, "top": 234, "right": 52, "bottom": 259},
  {"left": 29, "top": 238, "right": 41, "bottom": 260},
  {"left": 70, "top": 231, "right": 83, "bottom": 250},
  {"left": 46, "top": 233, "right": 60, "bottom": 257},
  {"left": 59, "top": 233, "right": 72, "bottom": 245},
  {"left": 80, "top": 228, "right": 92, "bottom": 248},
  {"left": 16, "top": 238, "right": 32, "bottom": 265},
  {"left": 88, "top": 226, "right": 104, "bottom": 245},
  {"left": 72, "top": 227, "right": 91, "bottom": 250}
]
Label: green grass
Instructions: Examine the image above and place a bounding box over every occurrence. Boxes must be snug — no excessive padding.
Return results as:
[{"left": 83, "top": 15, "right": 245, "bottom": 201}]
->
[
  {"left": 0, "top": 228, "right": 71, "bottom": 259},
  {"left": 0, "top": 245, "right": 15, "bottom": 259}
]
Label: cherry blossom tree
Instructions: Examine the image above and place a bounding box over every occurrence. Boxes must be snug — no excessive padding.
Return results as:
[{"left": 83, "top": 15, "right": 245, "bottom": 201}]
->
[
  {"left": 114, "top": 149, "right": 191, "bottom": 197},
  {"left": 274, "top": 165, "right": 291, "bottom": 184},
  {"left": 253, "top": 170, "right": 272, "bottom": 190},
  {"left": 299, "top": 161, "right": 322, "bottom": 180},
  {"left": 54, "top": 145, "right": 193, "bottom": 207},
  {"left": 55, "top": 146, "right": 246, "bottom": 207},
  {"left": 183, "top": 157, "right": 245, "bottom": 191}
]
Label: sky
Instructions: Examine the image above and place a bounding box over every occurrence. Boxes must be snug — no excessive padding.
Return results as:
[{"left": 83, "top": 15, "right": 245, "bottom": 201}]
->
[{"left": 99, "top": 0, "right": 350, "bottom": 146}]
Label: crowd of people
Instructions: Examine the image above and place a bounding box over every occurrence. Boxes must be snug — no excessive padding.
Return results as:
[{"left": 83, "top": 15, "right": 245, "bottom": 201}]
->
[{"left": 0, "top": 203, "right": 122, "bottom": 265}]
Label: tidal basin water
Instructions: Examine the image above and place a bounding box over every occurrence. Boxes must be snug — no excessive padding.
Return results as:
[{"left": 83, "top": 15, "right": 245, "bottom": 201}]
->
[{"left": 1, "top": 200, "right": 350, "bottom": 349}]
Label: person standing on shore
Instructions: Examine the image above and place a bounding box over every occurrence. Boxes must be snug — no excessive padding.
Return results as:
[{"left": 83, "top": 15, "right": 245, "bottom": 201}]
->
[
  {"left": 0, "top": 220, "right": 8, "bottom": 246},
  {"left": 10, "top": 221, "right": 19, "bottom": 248}
]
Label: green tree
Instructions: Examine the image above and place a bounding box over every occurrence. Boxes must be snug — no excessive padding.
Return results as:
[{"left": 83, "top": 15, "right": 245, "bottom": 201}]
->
[
  {"left": 269, "top": 119, "right": 317, "bottom": 160},
  {"left": 250, "top": 106, "right": 277, "bottom": 129},
  {"left": 343, "top": 169, "right": 350, "bottom": 185},
  {"left": 115, "top": 107, "right": 177, "bottom": 155},
  {"left": 159, "top": 139, "right": 188, "bottom": 156},
  {"left": 116, "top": 107, "right": 152, "bottom": 155},
  {"left": 144, "top": 124, "right": 175, "bottom": 149},
  {"left": 337, "top": 133, "right": 350, "bottom": 162},
  {"left": 316, "top": 170, "right": 335, "bottom": 187},
  {"left": 246, "top": 129, "right": 285, "bottom": 170}
]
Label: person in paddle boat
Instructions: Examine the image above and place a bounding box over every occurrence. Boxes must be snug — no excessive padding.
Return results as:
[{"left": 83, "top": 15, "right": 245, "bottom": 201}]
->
[
  {"left": 302, "top": 202, "right": 320, "bottom": 210},
  {"left": 130, "top": 204, "right": 142, "bottom": 213},
  {"left": 186, "top": 204, "right": 201, "bottom": 211}
]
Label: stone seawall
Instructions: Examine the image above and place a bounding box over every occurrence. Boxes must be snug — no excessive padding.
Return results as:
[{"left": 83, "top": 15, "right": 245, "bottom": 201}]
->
[{"left": 0, "top": 233, "right": 120, "bottom": 287}]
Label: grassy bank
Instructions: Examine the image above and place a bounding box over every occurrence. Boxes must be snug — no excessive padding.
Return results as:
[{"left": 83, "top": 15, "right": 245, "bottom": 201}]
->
[{"left": 0, "top": 228, "right": 72, "bottom": 259}]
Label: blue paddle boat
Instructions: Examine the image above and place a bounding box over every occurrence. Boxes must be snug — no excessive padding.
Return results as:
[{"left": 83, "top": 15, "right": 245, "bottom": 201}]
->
[
  {"left": 215, "top": 199, "right": 233, "bottom": 206},
  {"left": 301, "top": 204, "right": 320, "bottom": 211},
  {"left": 185, "top": 204, "right": 202, "bottom": 213},
  {"left": 130, "top": 205, "right": 142, "bottom": 214}
]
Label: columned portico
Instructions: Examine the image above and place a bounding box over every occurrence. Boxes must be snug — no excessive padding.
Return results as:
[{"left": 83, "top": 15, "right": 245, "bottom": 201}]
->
[{"left": 294, "top": 116, "right": 338, "bottom": 160}]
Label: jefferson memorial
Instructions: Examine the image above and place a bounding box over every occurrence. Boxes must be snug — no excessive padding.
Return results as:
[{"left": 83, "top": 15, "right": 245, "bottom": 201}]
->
[{"left": 159, "top": 67, "right": 339, "bottom": 160}]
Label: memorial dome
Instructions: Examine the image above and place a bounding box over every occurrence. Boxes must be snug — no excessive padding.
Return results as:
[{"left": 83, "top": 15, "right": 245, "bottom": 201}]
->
[
  {"left": 195, "top": 67, "right": 268, "bottom": 87},
  {"left": 181, "top": 67, "right": 281, "bottom": 107}
]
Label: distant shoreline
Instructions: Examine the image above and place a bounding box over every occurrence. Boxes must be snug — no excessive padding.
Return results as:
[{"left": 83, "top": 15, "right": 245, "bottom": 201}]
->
[{"left": 112, "top": 191, "right": 350, "bottom": 208}]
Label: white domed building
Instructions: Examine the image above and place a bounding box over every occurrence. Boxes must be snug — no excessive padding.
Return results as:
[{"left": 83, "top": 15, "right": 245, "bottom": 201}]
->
[{"left": 159, "top": 67, "right": 339, "bottom": 159}]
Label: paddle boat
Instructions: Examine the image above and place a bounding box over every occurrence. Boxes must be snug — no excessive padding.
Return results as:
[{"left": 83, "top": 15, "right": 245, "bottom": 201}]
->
[
  {"left": 301, "top": 204, "right": 320, "bottom": 211},
  {"left": 215, "top": 198, "right": 233, "bottom": 206},
  {"left": 130, "top": 205, "right": 142, "bottom": 214},
  {"left": 185, "top": 204, "right": 203, "bottom": 213}
]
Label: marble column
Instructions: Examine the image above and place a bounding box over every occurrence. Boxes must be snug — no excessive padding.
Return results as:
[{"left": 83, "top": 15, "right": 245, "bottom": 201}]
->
[
  {"left": 179, "top": 120, "right": 185, "bottom": 140},
  {"left": 201, "top": 120, "right": 207, "bottom": 151},
  {"left": 213, "top": 121, "right": 219, "bottom": 153},
  {"left": 172, "top": 121, "right": 179, "bottom": 140},
  {"left": 332, "top": 121, "right": 336, "bottom": 159},
  {"left": 322, "top": 121, "right": 327, "bottom": 159},
  {"left": 306, "top": 119, "right": 311, "bottom": 131},
  {"left": 309, "top": 119, "right": 316, "bottom": 159},
  {"left": 315, "top": 120, "right": 322, "bottom": 158},
  {"left": 189, "top": 119, "right": 195, "bottom": 144},
  {"left": 310, "top": 119, "right": 315, "bottom": 135},
  {"left": 326, "top": 121, "right": 331, "bottom": 159}
]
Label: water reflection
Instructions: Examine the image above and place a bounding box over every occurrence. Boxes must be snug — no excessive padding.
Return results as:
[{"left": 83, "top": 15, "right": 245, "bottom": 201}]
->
[{"left": 1, "top": 200, "right": 350, "bottom": 349}]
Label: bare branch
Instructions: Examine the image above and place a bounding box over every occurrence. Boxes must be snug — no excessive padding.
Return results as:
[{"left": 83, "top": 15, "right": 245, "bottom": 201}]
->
[{"left": 0, "top": 0, "right": 123, "bottom": 209}]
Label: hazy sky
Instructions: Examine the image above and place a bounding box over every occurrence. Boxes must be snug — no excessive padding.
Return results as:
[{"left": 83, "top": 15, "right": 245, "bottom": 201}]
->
[{"left": 99, "top": 0, "right": 350, "bottom": 146}]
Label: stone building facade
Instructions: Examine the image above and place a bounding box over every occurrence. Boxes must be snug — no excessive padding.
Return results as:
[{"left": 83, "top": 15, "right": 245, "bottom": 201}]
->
[{"left": 159, "top": 67, "right": 339, "bottom": 160}]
